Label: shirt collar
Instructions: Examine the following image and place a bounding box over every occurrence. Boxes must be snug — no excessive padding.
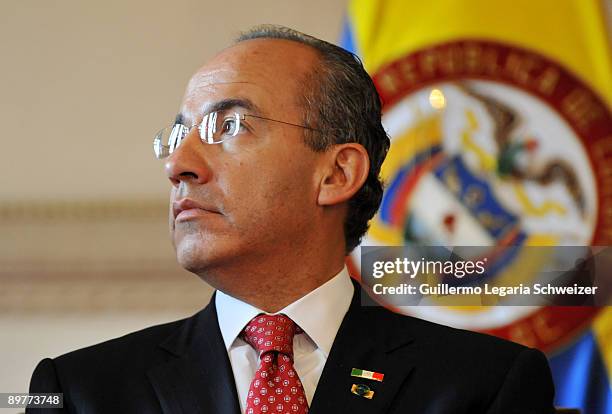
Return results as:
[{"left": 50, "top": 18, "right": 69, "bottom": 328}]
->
[{"left": 215, "top": 266, "right": 354, "bottom": 357}]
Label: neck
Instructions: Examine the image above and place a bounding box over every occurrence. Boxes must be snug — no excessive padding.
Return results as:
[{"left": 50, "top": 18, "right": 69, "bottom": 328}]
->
[{"left": 199, "top": 236, "right": 346, "bottom": 312}]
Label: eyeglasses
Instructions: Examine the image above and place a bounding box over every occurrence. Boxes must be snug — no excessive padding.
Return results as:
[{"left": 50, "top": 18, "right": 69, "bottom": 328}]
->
[{"left": 153, "top": 110, "right": 317, "bottom": 159}]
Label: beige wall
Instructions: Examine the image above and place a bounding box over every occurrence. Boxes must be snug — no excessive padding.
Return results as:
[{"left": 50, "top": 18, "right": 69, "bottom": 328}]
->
[
  {"left": 0, "top": 0, "right": 346, "bottom": 403},
  {"left": 0, "top": 0, "right": 345, "bottom": 199}
]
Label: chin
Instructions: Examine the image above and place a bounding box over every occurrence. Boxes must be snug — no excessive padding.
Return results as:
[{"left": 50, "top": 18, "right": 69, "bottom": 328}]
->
[
  {"left": 175, "top": 243, "right": 216, "bottom": 274},
  {"left": 173, "top": 234, "right": 242, "bottom": 275},
  {"left": 175, "top": 246, "right": 245, "bottom": 294}
]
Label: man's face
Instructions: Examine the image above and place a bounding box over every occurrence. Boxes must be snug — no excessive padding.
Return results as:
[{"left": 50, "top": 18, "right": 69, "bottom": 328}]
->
[{"left": 165, "top": 39, "right": 324, "bottom": 280}]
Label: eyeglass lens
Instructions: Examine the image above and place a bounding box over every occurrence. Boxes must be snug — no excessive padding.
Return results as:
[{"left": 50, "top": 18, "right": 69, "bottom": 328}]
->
[{"left": 153, "top": 111, "right": 242, "bottom": 159}]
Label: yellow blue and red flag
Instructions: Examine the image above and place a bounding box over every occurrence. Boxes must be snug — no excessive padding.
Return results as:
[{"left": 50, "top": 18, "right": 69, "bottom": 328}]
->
[{"left": 343, "top": 1, "right": 612, "bottom": 413}]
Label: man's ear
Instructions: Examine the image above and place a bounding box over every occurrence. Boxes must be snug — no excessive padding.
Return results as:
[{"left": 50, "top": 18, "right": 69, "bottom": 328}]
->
[{"left": 318, "top": 143, "right": 370, "bottom": 206}]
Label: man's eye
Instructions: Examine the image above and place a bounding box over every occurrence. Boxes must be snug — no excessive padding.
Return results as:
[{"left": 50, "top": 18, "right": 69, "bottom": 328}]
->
[
  {"left": 221, "top": 119, "right": 236, "bottom": 134},
  {"left": 221, "top": 118, "right": 245, "bottom": 136}
]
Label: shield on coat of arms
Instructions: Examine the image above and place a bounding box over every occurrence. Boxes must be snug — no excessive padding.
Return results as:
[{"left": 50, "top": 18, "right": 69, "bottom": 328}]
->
[{"left": 349, "top": 40, "right": 612, "bottom": 352}]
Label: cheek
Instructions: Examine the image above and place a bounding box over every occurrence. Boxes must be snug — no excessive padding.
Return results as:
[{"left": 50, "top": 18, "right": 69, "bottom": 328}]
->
[
  {"left": 241, "top": 162, "right": 316, "bottom": 219},
  {"left": 217, "top": 143, "right": 320, "bottom": 222}
]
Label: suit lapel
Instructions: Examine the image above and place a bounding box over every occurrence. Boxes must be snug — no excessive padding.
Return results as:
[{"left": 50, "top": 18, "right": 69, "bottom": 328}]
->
[
  {"left": 310, "top": 280, "right": 416, "bottom": 414},
  {"left": 147, "top": 294, "right": 241, "bottom": 414},
  {"left": 147, "top": 280, "right": 419, "bottom": 414}
]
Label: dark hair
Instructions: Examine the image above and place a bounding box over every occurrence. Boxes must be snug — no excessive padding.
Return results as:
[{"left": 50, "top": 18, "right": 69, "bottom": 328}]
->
[{"left": 237, "top": 25, "right": 390, "bottom": 253}]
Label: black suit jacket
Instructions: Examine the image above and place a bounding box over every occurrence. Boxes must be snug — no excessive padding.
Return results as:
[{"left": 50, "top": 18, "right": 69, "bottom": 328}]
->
[{"left": 28, "top": 280, "right": 555, "bottom": 413}]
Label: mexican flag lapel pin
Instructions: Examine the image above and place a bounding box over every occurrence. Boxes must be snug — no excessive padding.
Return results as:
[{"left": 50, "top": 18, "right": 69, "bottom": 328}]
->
[{"left": 351, "top": 367, "right": 384, "bottom": 382}]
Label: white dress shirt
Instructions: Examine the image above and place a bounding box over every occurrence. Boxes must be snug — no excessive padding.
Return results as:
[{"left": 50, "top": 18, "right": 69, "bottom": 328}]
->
[{"left": 215, "top": 267, "right": 354, "bottom": 413}]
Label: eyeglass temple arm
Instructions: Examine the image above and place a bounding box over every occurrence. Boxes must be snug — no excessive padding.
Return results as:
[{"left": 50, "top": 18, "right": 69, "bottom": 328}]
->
[{"left": 243, "top": 114, "right": 319, "bottom": 132}]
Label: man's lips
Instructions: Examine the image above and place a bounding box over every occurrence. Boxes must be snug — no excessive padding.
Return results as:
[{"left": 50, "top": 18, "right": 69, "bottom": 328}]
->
[{"left": 172, "top": 198, "right": 221, "bottom": 221}]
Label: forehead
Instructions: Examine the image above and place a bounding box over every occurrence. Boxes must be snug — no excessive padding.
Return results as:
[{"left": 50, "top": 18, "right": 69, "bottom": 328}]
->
[{"left": 181, "top": 39, "right": 320, "bottom": 121}]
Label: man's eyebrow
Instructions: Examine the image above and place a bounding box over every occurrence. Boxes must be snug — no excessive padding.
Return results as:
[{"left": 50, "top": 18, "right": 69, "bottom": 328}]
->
[
  {"left": 204, "top": 97, "right": 259, "bottom": 114},
  {"left": 175, "top": 98, "right": 261, "bottom": 126}
]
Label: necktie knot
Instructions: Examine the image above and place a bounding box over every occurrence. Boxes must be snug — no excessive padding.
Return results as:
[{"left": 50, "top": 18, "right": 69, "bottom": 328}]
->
[
  {"left": 242, "top": 314, "right": 302, "bottom": 358},
  {"left": 242, "top": 314, "right": 309, "bottom": 413}
]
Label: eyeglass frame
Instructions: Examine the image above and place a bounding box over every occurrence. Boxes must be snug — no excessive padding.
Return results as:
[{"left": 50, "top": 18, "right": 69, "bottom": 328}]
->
[{"left": 153, "top": 108, "right": 320, "bottom": 159}]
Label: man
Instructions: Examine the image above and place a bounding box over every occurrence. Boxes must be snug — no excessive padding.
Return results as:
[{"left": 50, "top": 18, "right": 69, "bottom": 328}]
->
[{"left": 28, "top": 25, "right": 555, "bottom": 413}]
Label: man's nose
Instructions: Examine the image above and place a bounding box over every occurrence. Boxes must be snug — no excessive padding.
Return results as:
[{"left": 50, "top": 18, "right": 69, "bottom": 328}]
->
[{"left": 165, "top": 129, "right": 213, "bottom": 187}]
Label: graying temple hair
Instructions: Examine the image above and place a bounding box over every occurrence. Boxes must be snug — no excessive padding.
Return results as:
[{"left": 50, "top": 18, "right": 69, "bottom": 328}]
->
[{"left": 236, "top": 25, "right": 390, "bottom": 253}]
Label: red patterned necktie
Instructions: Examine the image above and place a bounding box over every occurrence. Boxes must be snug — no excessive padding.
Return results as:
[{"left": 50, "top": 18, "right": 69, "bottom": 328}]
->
[{"left": 241, "top": 314, "right": 309, "bottom": 414}]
